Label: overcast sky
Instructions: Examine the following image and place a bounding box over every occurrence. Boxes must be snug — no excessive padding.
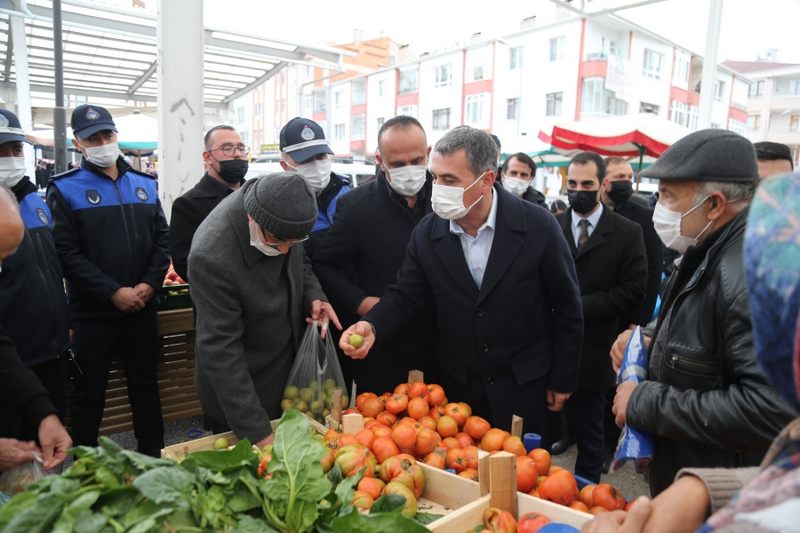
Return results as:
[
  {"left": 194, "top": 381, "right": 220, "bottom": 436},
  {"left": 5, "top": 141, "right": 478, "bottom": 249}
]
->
[{"left": 202, "top": 0, "right": 800, "bottom": 64}]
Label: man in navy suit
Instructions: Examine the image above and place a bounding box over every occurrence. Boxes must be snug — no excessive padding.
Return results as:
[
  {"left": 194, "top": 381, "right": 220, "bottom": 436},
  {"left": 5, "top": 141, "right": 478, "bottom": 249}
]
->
[{"left": 340, "top": 126, "right": 583, "bottom": 435}]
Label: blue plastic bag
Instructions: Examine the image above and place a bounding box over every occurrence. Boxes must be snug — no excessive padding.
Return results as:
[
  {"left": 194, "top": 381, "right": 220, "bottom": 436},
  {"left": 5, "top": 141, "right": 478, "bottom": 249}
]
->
[{"left": 610, "top": 326, "right": 654, "bottom": 474}]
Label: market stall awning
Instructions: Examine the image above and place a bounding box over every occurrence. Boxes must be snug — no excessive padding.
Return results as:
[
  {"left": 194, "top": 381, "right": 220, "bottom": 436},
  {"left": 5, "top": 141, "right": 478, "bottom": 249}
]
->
[{"left": 538, "top": 113, "right": 692, "bottom": 158}]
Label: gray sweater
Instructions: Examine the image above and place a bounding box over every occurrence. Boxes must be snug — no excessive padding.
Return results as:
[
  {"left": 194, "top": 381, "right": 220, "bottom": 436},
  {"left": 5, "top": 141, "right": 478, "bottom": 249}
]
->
[{"left": 188, "top": 186, "right": 326, "bottom": 443}]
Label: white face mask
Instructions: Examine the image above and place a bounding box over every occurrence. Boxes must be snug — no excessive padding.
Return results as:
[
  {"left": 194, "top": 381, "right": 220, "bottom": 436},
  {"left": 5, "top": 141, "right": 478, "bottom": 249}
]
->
[
  {"left": 290, "top": 158, "right": 331, "bottom": 193},
  {"left": 386, "top": 165, "right": 427, "bottom": 197},
  {"left": 502, "top": 177, "right": 529, "bottom": 197},
  {"left": 248, "top": 220, "right": 285, "bottom": 256},
  {"left": 82, "top": 141, "right": 120, "bottom": 168},
  {"left": 652, "top": 195, "right": 713, "bottom": 254},
  {"left": 431, "top": 172, "right": 486, "bottom": 220},
  {"left": 0, "top": 157, "right": 26, "bottom": 187}
]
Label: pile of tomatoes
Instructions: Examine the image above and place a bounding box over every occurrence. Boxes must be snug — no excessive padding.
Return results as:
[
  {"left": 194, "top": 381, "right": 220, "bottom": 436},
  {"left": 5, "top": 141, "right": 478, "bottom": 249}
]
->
[{"left": 325, "top": 379, "right": 629, "bottom": 515}]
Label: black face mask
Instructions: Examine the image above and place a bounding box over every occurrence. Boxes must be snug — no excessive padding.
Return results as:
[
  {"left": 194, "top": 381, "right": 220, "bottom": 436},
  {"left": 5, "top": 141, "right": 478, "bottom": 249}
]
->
[
  {"left": 567, "top": 189, "right": 599, "bottom": 215},
  {"left": 607, "top": 180, "right": 633, "bottom": 205},
  {"left": 217, "top": 159, "right": 248, "bottom": 184}
]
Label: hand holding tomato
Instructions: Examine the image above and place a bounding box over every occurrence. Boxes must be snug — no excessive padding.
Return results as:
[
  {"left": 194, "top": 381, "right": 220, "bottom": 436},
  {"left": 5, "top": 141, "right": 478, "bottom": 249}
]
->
[
  {"left": 580, "top": 496, "right": 652, "bottom": 533},
  {"left": 612, "top": 381, "right": 637, "bottom": 427},
  {"left": 340, "top": 321, "right": 376, "bottom": 359}
]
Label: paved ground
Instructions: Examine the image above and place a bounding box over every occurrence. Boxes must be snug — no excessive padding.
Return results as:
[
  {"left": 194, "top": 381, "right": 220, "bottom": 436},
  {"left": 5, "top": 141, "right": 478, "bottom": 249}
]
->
[{"left": 108, "top": 415, "right": 651, "bottom": 501}]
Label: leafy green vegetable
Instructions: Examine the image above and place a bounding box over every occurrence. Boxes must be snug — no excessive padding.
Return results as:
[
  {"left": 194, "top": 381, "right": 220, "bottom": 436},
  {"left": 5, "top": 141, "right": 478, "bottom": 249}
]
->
[
  {"left": 413, "top": 512, "right": 445, "bottom": 525},
  {"left": 330, "top": 506, "right": 430, "bottom": 533},
  {"left": 132, "top": 466, "right": 194, "bottom": 508}
]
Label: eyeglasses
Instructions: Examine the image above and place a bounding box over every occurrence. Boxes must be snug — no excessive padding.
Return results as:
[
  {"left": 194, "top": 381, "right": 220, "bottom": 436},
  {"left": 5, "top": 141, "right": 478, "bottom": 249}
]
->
[
  {"left": 211, "top": 144, "right": 250, "bottom": 157},
  {"left": 259, "top": 226, "right": 309, "bottom": 247}
]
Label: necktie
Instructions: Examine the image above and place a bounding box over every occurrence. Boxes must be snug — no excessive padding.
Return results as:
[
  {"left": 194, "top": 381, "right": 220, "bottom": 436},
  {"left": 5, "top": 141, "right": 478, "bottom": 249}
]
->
[{"left": 577, "top": 218, "right": 591, "bottom": 251}]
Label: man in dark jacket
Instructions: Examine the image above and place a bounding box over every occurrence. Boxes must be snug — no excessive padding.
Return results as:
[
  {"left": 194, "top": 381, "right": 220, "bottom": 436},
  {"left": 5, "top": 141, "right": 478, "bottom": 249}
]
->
[
  {"left": 611, "top": 129, "right": 797, "bottom": 495},
  {"left": 313, "top": 116, "right": 436, "bottom": 394},
  {"left": 0, "top": 110, "right": 70, "bottom": 420},
  {"left": 554, "top": 152, "right": 648, "bottom": 482},
  {"left": 340, "top": 126, "right": 583, "bottom": 435},
  {"left": 169, "top": 125, "right": 248, "bottom": 282},
  {"left": 498, "top": 152, "right": 548, "bottom": 208},
  {"left": 279, "top": 117, "right": 350, "bottom": 258},
  {"left": 47, "top": 104, "right": 171, "bottom": 456},
  {"left": 0, "top": 190, "right": 71, "bottom": 471}
]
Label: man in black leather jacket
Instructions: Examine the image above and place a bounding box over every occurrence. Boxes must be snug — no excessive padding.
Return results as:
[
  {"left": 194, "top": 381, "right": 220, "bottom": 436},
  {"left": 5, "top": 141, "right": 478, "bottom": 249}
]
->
[{"left": 610, "top": 130, "right": 797, "bottom": 495}]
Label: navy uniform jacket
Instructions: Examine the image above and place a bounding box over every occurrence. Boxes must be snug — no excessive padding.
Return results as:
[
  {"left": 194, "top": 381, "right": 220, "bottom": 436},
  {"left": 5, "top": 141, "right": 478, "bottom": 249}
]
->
[
  {"left": 367, "top": 187, "right": 584, "bottom": 412},
  {"left": 46, "top": 158, "right": 171, "bottom": 319},
  {"left": 0, "top": 177, "right": 69, "bottom": 366}
]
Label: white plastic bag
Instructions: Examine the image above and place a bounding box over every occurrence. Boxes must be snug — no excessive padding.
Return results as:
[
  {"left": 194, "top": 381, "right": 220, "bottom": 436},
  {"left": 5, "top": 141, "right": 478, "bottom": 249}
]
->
[
  {"left": 0, "top": 453, "right": 46, "bottom": 494},
  {"left": 282, "top": 323, "right": 348, "bottom": 422}
]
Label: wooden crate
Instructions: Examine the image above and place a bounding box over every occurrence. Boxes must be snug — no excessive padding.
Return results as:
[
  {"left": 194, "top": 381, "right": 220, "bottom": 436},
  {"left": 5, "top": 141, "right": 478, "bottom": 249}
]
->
[
  {"left": 428, "top": 452, "right": 592, "bottom": 532},
  {"left": 65, "top": 308, "right": 203, "bottom": 436}
]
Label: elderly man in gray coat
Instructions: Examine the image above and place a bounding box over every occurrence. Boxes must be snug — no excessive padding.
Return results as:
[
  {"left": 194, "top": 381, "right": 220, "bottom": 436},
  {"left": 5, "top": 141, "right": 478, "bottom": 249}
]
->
[{"left": 189, "top": 172, "right": 340, "bottom": 449}]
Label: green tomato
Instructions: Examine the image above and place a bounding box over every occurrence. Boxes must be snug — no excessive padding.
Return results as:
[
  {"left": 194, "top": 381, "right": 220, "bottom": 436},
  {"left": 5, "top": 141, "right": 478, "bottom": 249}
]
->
[
  {"left": 323, "top": 378, "right": 336, "bottom": 392},
  {"left": 300, "top": 387, "right": 314, "bottom": 403},
  {"left": 213, "top": 437, "right": 230, "bottom": 450},
  {"left": 280, "top": 399, "right": 293, "bottom": 411},
  {"left": 294, "top": 400, "right": 309, "bottom": 412},
  {"left": 284, "top": 385, "right": 299, "bottom": 400},
  {"left": 349, "top": 333, "right": 364, "bottom": 348},
  {"left": 310, "top": 400, "right": 324, "bottom": 413}
]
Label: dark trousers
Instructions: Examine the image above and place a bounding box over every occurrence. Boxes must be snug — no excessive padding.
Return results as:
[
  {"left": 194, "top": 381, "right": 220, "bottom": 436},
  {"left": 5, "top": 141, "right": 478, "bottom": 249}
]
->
[
  {"left": 549, "top": 389, "right": 606, "bottom": 483},
  {"left": 71, "top": 310, "right": 164, "bottom": 454},
  {"left": 30, "top": 357, "right": 67, "bottom": 422}
]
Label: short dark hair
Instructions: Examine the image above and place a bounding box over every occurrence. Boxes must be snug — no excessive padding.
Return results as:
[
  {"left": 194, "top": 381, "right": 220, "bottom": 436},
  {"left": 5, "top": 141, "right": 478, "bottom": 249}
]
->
[
  {"left": 501, "top": 152, "right": 536, "bottom": 176},
  {"left": 754, "top": 141, "right": 794, "bottom": 169},
  {"left": 570, "top": 151, "right": 606, "bottom": 182},
  {"left": 204, "top": 125, "right": 237, "bottom": 150},
  {"left": 434, "top": 126, "right": 497, "bottom": 177},
  {"left": 377, "top": 116, "right": 425, "bottom": 149},
  {"left": 603, "top": 156, "right": 629, "bottom": 168}
]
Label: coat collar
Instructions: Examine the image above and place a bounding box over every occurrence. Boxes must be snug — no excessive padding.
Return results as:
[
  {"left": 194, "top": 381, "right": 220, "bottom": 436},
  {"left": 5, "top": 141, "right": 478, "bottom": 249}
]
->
[
  {"left": 560, "top": 206, "right": 616, "bottom": 259},
  {"left": 195, "top": 172, "right": 239, "bottom": 198},
  {"left": 430, "top": 186, "right": 526, "bottom": 303}
]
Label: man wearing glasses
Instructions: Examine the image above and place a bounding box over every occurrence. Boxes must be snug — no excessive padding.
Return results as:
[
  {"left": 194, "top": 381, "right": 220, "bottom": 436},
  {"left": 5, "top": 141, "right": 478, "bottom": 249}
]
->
[
  {"left": 188, "top": 172, "right": 340, "bottom": 448},
  {"left": 47, "top": 104, "right": 170, "bottom": 456},
  {"left": 170, "top": 125, "right": 249, "bottom": 283}
]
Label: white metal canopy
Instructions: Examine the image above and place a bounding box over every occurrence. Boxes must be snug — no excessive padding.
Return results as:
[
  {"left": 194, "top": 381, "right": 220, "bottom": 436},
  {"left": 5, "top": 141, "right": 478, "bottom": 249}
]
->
[{"left": 0, "top": 0, "right": 345, "bottom": 107}]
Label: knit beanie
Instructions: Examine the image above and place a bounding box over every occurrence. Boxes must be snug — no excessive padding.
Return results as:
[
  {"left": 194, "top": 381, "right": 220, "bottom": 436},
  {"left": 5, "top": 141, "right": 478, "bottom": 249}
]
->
[{"left": 243, "top": 172, "right": 317, "bottom": 240}]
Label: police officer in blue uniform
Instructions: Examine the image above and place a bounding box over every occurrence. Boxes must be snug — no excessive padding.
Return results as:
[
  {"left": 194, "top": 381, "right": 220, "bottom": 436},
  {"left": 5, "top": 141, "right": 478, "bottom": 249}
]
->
[
  {"left": 0, "top": 109, "right": 70, "bottom": 426},
  {"left": 47, "top": 105, "right": 170, "bottom": 456}
]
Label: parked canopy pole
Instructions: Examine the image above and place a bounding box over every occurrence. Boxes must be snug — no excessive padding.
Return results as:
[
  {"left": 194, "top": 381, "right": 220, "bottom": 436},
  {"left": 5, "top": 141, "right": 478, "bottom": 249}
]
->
[
  {"left": 53, "top": 0, "right": 68, "bottom": 173},
  {"left": 697, "top": 0, "right": 724, "bottom": 129}
]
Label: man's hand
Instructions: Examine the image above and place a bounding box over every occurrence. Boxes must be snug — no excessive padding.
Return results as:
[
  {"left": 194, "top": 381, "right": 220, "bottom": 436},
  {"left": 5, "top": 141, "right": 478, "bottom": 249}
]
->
[
  {"left": 642, "top": 476, "right": 710, "bottom": 533},
  {"left": 133, "top": 283, "right": 155, "bottom": 304},
  {"left": 610, "top": 329, "right": 652, "bottom": 372},
  {"left": 38, "top": 414, "right": 72, "bottom": 469},
  {"left": 612, "top": 381, "right": 638, "bottom": 428},
  {"left": 307, "top": 300, "right": 342, "bottom": 339},
  {"left": 356, "top": 296, "right": 380, "bottom": 317},
  {"left": 254, "top": 433, "right": 275, "bottom": 451},
  {"left": 339, "top": 321, "right": 376, "bottom": 360},
  {"left": 111, "top": 287, "right": 145, "bottom": 313},
  {"left": 581, "top": 496, "right": 652, "bottom": 533},
  {"left": 546, "top": 390, "right": 572, "bottom": 412},
  {"left": 0, "top": 438, "right": 37, "bottom": 470}
]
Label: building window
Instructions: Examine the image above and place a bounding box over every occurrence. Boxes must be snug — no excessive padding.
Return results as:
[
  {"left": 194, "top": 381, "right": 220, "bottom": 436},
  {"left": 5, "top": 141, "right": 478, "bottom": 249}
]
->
[
  {"left": 351, "top": 115, "right": 365, "bottom": 140},
  {"left": 302, "top": 94, "right": 313, "bottom": 113},
  {"left": 377, "top": 117, "right": 385, "bottom": 128},
  {"left": 790, "top": 115, "right": 800, "bottom": 132},
  {"left": 334, "top": 89, "right": 345, "bottom": 109},
  {"left": 399, "top": 69, "right": 418, "bottom": 94},
  {"left": 314, "top": 88, "right": 327, "bottom": 113},
  {"left": 674, "top": 57, "right": 690, "bottom": 83},
  {"left": 240, "top": 131, "right": 248, "bottom": 144},
  {"left": 747, "top": 114, "right": 761, "bottom": 129},
  {"left": 642, "top": 48, "right": 663, "bottom": 80},
  {"left": 790, "top": 79, "right": 800, "bottom": 95},
  {"left": 506, "top": 98, "right": 520, "bottom": 120},
  {"left": 549, "top": 36, "right": 565, "bottom": 62},
  {"left": 378, "top": 79, "right": 386, "bottom": 97},
  {"left": 509, "top": 46, "right": 523, "bottom": 70},
  {"left": 237, "top": 107, "right": 245, "bottom": 122},
  {"left": 465, "top": 94, "right": 488, "bottom": 126},
  {"left": 713, "top": 80, "right": 726, "bottom": 102},
  {"left": 609, "top": 40, "right": 622, "bottom": 57},
  {"left": 749, "top": 80, "right": 765, "bottom": 97},
  {"left": 582, "top": 78, "right": 626, "bottom": 116},
  {"left": 333, "top": 123, "right": 345, "bottom": 141},
  {"left": 728, "top": 119, "right": 746, "bottom": 135},
  {"left": 435, "top": 64, "right": 452, "bottom": 88},
  {"left": 670, "top": 100, "right": 698, "bottom": 129},
  {"left": 640, "top": 102, "right": 659, "bottom": 114},
  {"left": 546, "top": 92, "right": 563, "bottom": 116},
  {"left": 352, "top": 79, "right": 366, "bottom": 105},
  {"left": 254, "top": 103, "right": 262, "bottom": 117},
  {"left": 432, "top": 108, "right": 451, "bottom": 131},
  {"left": 398, "top": 105, "right": 417, "bottom": 117},
  {"left": 471, "top": 65, "right": 485, "bottom": 81}
]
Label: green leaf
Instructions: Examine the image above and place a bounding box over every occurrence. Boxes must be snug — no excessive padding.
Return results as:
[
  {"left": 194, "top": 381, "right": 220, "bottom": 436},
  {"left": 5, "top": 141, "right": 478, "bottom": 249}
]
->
[
  {"left": 227, "top": 478, "right": 262, "bottom": 513},
  {"left": 330, "top": 507, "right": 430, "bottom": 533},
  {"left": 132, "top": 466, "right": 195, "bottom": 509},
  {"left": 94, "top": 466, "right": 120, "bottom": 490},
  {"left": 72, "top": 511, "right": 108, "bottom": 533},
  {"left": 181, "top": 440, "right": 257, "bottom": 473},
  {"left": 370, "top": 494, "right": 407, "bottom": 514},
  {"left": 122, "top": 499, "right": 173, "bottom": 530},
  {"left": 0, "top": 491, "right": 37, "bottom": 529},
  {"left": 120, "top": 450, "right": 174, "bottom": 471},
  {"left": 327, "top": 464, "right": 344, "bottom": 486},
  {"left": 52, "top": 490, "right": 101, "bottom": 533},
  {"left": 97, "top": 487, "right": 141, "bottom": 517},
  {"left": 233, "top": 515, "right": 280, "bottom": 532},
  {"left": 262, "top": 410, "right": 331, "bottom": 532},
  {"left": 3, "top": 493, "right": 64, "bottom": 533}
]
